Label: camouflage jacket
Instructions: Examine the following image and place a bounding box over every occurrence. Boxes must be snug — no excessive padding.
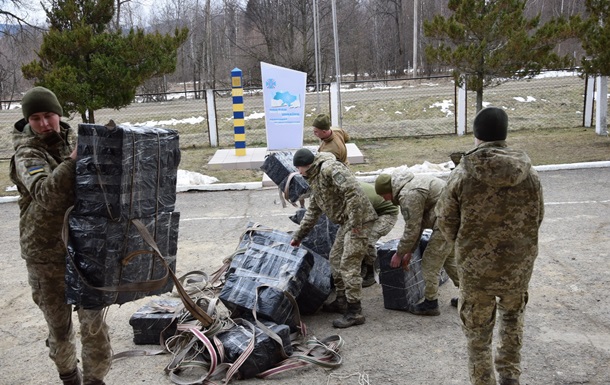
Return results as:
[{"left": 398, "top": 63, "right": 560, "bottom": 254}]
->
[
  {"left": 435, "top": 141, "right": 544, "bottom": 293},
  {"left": 389, "top": 169, "right": 446, "bottom": 256},
  {"left": 10, "top": 118, "right": 76, "bottom": 264},
  {"left": 293, "top": 153, "right": 377, "bottom": 241},
  {"left": 318, "top": 127, "right": 349, "bottom": 164}
]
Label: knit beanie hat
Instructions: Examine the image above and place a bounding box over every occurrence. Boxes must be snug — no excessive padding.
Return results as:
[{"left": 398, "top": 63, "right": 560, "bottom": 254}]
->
[
  {"left": 312, "top": 114, "right": 331, "bottom": 131},
  {"left": 21, "top": 86, "right": 63, "bottom": 120},
  {"left": 473, "top": 107, "right": 508, "bottom": 142},
  {"left": 375, "top": 174, "right": 392, "bottom": 195},
  {"left": 293, "top": 148, "right": 315, "bottom": 167}
]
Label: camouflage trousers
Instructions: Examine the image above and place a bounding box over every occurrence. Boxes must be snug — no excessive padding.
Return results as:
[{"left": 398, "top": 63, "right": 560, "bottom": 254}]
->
[
  {"left": 329, "top": 221, "right": 373, "bottom": 303},
  {"left": 459, "top": 289, "right": 529, "bottom": 385},
  {"left": 421, "top": 227, "right": 459, "bottom": 300},
  {"left": 26, "top": 261, "right": 112, "bottom": 383},
  {"left": 364, "top": 213, "right": 397, "bottom": 266}
]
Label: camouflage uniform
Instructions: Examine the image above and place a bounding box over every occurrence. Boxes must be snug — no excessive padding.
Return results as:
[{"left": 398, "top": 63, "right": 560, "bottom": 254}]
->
[
  {"left": 10, "top": 118, "right": 112, "bottom": 383},
  {"left": 292, "top": 153, "right": 377, "bottom": 303},
  {"left": 359, "top": 182, "right": 398, "bottom": 266},
  {"left": 389, "top": 170, "right": 459, "bottom": 301},
  {"left": 318, "top": 127, "right": 350, "bottom": 164},
  {"left": 435, "top": 141, "right": 544, "bottom": 385}
]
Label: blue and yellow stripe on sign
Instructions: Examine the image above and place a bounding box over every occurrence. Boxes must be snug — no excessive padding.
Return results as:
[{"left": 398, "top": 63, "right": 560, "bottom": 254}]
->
[
  {"left": 28, "top": 165, "right": 45, "bottom": 175},
  {"left": 231, "top": 67, "right": 246, "bottom": 156}
]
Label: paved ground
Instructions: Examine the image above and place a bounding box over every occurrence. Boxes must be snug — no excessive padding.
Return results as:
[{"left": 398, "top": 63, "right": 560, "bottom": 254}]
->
[{"left": 0, "top": 166, "right": 609, "bottom": 385}]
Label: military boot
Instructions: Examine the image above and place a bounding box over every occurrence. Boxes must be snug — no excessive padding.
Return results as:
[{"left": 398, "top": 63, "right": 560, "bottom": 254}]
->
[
  {"left": 362, "top": 264, "right": 376, "bottom": 287},
  {"left": 322, "top": 293, "right": 348, "bottom": 314},
  {"left": 84, "top": 381, "right": 106, "bottom": 385},
  {"left": 410, "top": 299, "right": 440, "bottom": 316},
  {"left": 59, "top": 368, "right": 82, "bottom": 385},
  {"left": 450, "top": 297, "right": 459, "bottom": 307},
  {"left": 499, "top": 379, "right": 520, "bottom": 385},
  {"left": 332, "top": 301, "right": 365, "bottom": 328}
]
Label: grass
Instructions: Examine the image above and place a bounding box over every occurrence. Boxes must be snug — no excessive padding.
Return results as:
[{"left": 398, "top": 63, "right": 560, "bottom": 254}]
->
[{"left": 3, "top": 125, "right": 607, "bottom": 197}]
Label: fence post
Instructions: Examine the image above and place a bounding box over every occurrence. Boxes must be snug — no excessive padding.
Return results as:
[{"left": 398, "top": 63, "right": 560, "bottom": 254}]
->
[
  {"left": 206, "top": 89, "right": 218, "bottom": 147},
  {"left": 457, "top": 78, "right": 467, "bottom": 136},
  {"left": 231, "top": 68, "right": 246, "bottom": 156},
  {"left": 584, "top": 76, "right": 595, "bottom": 128},
  {"left": 330, "top": 82, "right": 340, "bottom": 127},
  {"left": 595, "top": 76, "right": 608, "bottom": 136}
]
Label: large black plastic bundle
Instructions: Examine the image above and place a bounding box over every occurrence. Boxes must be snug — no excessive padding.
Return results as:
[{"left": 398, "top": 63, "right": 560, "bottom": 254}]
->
[
  {"left": 296, "top": 251, "right": 332, "bottom": 314},
  {"left": 278, "top": 174, "right": 310, "bottom": 204},
  {"left": 129, "top": 299, "right": 181, "bottom": 345},
  {"left": 236, "top": 223, "right": 332, "bottom": 315},
  {"left": 219, "top": 275, "right": 295, "bottom": 326},
  {"left": 216, "top": 320, "right": 292, "bottom": 379},
  {"left": 260, "top": 151, "right": 310, "bottom": 203},
  {"left": 289, "top": 208, "right": 339, "bottom": 259},
  {"left": 229, "top": 242, "right": 313, "bottom": 297},
  {"left": 260, "top": 151, "right": 296, "bottom": 185},
  {"left": 65, "top": 212, "right": 180, "bottom": 309},
  {"left": 378, "top": 231, "right": 448, "bottom": 311},
  {"left": 73, "top": 124, "right": 181, "bottom": 220},
  {"left": 378, "top": 238, "right": 426, "bottom": 311}
]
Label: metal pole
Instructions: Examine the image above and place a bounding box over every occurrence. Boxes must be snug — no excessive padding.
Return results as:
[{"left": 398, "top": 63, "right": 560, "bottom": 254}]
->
[
  {"left": 413, "top": 0, "right": 418, "bottom": 77},
  {"left": 313, "top": 0, "right": 321, "bottom": 111},
  {"left": 331, "top": 0, "right": 342, "bottom": 127}
]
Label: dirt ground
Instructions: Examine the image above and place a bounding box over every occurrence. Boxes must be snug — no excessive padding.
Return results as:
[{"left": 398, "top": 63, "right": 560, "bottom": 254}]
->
[{"left": 1, "top": 166, "right": 609, "bottom": 385}]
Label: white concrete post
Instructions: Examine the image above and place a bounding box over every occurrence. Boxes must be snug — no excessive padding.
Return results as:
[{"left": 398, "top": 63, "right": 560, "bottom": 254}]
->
[
  {"left": 595, "top": 76, "right": 608, "bottom": 136},
  {"left": 584, "top": 76, "right": 595, "bottom": 128},
  {"left": 206, "top": 89, "right": 218, "bottom": 147},
  {"left": 330, "top": 82, "right": 340, "bottom": 127},
  {"left": 457, "top": 80, "right": 467, "bottom": 136}
]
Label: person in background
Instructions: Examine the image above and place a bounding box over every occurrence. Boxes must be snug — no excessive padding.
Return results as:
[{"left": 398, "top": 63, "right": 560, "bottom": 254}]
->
[
  {"left": 435, "top": 107, "right": 544, "bottom": 385},
  {"left": 10, "top": 86, "right": 112, "bottom": 385},
  {"left": 290, "top": 148, "right": 377, "bottom": 328},
  {"left": 358, "top": 181, "right": 398, "bottom": 287},
  {"left": 375, "top": 170, "right": 460, "bottom": 316},
  {"left": 311, "top": 113, "right": 350, "bottom": 164}
]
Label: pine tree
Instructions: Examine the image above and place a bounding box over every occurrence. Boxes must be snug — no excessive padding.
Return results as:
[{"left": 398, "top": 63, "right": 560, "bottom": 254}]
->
[
  {"left": 579, "top": 0, "right": 610, "bottom": 76},
  {"left": 424, "top": 0, "right": 573, "bottom": 112},
  {"left": 21, "top": 0, "right": 188, "bottom": 123}
]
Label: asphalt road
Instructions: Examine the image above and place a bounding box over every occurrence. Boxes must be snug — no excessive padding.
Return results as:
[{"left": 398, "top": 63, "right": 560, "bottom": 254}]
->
[{"left": 0, "top": 166, "right": 609, "bottom": 385}]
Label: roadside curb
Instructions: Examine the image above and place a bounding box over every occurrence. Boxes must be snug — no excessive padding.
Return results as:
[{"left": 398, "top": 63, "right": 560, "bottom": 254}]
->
[{"left": 2, "top": 161, "right": 609, "bottom": 204}]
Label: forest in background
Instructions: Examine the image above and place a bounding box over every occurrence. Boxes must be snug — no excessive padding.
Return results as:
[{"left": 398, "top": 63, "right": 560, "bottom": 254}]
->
[{"left": 1, "top": 0, "right": 588, "bottom": 101}]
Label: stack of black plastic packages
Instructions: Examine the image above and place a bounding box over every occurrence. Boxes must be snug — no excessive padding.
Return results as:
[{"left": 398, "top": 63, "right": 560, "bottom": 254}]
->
[
  {"left": 217, "top": 222, "right": 332, "bottom": 378},
  {"left": 260, "top": 151, "right": 310, "bottom": 204},
  {"left": 378, "top": 230, "right": 449, "bottom": 311},
  {"left": 288, "top": 208, "right": 339, "bottom": 260},
  {"left": 65, "top": 123, "right": 181, "bottom": 310}
]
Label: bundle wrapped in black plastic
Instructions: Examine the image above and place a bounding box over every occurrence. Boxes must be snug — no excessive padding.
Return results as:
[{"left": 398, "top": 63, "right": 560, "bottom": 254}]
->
[
  {"left": 289, "top": 208, "right": 339, "bottom": 259},
  {"left": 73, "top": 123, "right": 181, "bottom": 220},
  {"left": 278, "top": 173, "right": 310, "bottom": 204},
  {"left": 236, "top": 223, "right": 332, "bottom": 315},
  {"left": 260, "top": 151, "right": 297, "bottom": 185},
  {"left": 216, "top": 320, "right": 292, "bottom": 379},
  {"left": 260, "top": 151, "right": 310, "bottom": 204},
  {"left": 237, "top": 222, "right": 294, "bottom": 250},
  {"left": 378, "top": 231, "right": 448, "bottom": 311},
  {"left": 129, "top": 299, "right": 181, "bottom": 345},
  {"left": 230, "top": 242, "right": 313, "bottom": 296},
  {"left": 219, "top": 275, "right": 295, "bottom": 326},
  {"left": 378, "top": 238, "right": 425, "bottom": 311},
  {"left": 65, "top": 212, "right": 179, "bottom": 309},
  {"left": 296, "top": 251, "right": 332, "bottom": 315}
]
